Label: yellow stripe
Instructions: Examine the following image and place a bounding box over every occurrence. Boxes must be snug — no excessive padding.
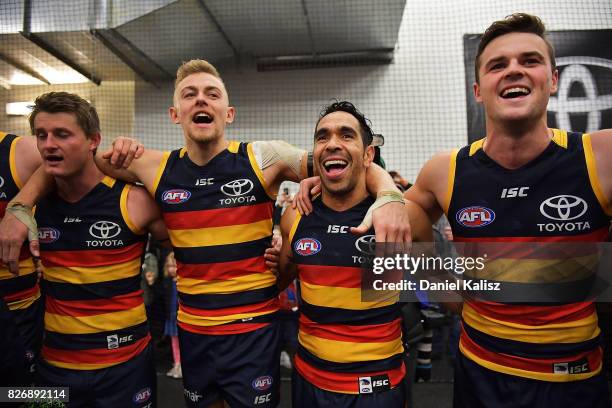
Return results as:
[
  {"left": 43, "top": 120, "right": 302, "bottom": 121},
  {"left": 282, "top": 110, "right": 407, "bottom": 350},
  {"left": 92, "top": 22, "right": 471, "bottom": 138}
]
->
[
  {"left": 459, "top": 341, "right": 601, "bottom": 382},
  {"left": 9, "top": 136, "right": 23, "bottom": 189},
  {"left": 299, "top": 331, "right": 403, "bottom": 363},
  {"left": 179, "top": 147, "right": 187, "bottom": 158},
  {"left": 301, "top": 282, "right": 398, "bottom": 310},
  {"left": 43, "top": 258, "right": 141, "bottom": 284},
  {"left": 169, "top": 218, "right": 272, "bottom": 248},
  {"left": 288, "top": 211, "right": 302, "bottom": 243},
  {"left": 469, "top": 138, "right": 485, "bottom": 156},
  {"left": 45, "top": 304, "right": 147, "bottom": 334},
  {"left": 6, "top": 290, "right": 40, "bottom": 311},
  {"left": 178, "top": 273, "right": 276, "bottom": 295},
  {"left": 582, "top": 133, "right": 612, "bottom": 215},
  {"left": 0, "top": 131, "right": 7, "bottom": 144},
  {"left": 45, "top": 360, "right": 118, "bottom": 370},
  {"left": 444, "top": 149, "right": 458, "bottom": 215},
  {"left": 100, "top": 176, "right": 116, "bottom": 188},
  {"left": 228, "top": 140, "right": 240, "bottom": 153},
  {"left": 551, "top": 128, "right": 568, "bottom": 148},
  {"left": 0, "top": 258, "right": 36, "bottom": 280},
  {"left": 464, "top": 254, "right": 598, "bottom": 283},
  {"left": 247, "top": 142, "right": 275, "bottom": 199},
  {"left": 178, "top": 306, "right": 275, "bottom": 327},
  {"left": 120, "top": 185, "right": 144, "bottom": 234},
  {"left": 151, "top": 151, "right": 171, "bottom": 196},
  {"left": 462, "top": 302, "right": 600, "bottom": 343}
]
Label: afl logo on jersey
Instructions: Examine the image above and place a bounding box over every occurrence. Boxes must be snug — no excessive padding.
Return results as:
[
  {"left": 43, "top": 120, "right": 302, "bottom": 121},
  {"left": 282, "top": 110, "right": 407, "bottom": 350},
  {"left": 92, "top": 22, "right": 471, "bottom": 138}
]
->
[
  {"left": 294, "top": 238, "right": 322, "bottom": 256},
  {"left": 456, "top": 206, "right": 495, "bottom": 228},
  {"left": 39, "top": 227, "right": 60, "bottom": 243},
  {"left": 162, "top": 189, "right": 191, "bottom": 204}
]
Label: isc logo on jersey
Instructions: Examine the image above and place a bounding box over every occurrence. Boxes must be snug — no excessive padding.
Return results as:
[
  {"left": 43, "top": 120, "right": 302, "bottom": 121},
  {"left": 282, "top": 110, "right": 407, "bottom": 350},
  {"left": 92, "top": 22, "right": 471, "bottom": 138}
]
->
[
  {"left": 294, "top": 238, "right": 321, "bottom": 256},
  {"left": 456, "top": 206, "right": 495, "bottom": 228},
  {"left": 162, "top": 189, "right": 191, "bottom": 204},
  {"left": 39, "top": 227, "right": 60, "bottom": 243}
]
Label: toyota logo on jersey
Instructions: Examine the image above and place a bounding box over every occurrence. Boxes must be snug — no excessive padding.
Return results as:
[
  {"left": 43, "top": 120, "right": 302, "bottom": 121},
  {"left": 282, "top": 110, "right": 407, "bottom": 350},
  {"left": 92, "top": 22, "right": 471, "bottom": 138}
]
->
[
  {"left": 89, "top": 221, "right": 121, "bottom": 239},
  {"left": 221, "top": 179, "right": 254, "bottom": 197},
  {"left": 539, "top": 195, "right": 587, "bottom": 221}
]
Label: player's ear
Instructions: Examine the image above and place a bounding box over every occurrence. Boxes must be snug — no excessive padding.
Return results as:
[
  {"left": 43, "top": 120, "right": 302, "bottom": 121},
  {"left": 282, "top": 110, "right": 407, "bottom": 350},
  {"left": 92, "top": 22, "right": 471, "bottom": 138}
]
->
[{"left": 364, "top": 145, "right": 374, "bottom": 168}]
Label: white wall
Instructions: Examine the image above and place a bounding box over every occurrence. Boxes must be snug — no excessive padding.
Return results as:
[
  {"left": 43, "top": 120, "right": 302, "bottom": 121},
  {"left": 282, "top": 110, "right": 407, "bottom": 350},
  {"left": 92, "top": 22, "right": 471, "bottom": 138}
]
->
[{"left": 135, "top": 0, "right": 612, "bottom": 182}]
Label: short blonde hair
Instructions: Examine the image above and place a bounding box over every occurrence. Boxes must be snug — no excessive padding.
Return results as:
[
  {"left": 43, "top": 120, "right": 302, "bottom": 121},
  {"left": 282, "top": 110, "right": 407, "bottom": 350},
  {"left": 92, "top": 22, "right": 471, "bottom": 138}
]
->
[
  {"left": 173, "top": 59, "right": 226, "bottom": 107},
  {"left": 175, "top": 59, "right": 221, "bottom": 89}
]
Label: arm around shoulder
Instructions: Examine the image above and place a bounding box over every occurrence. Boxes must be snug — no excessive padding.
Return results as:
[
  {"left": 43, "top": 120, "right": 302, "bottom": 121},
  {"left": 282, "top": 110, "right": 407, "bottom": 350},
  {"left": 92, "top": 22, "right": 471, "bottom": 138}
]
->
[{"left": 95, "top": 147, "right": 166, "bottom": 193}]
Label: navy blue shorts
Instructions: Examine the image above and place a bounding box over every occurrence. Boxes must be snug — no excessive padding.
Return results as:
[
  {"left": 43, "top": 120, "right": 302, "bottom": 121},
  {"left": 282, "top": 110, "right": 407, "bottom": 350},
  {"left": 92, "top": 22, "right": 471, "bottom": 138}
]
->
[
  {"left": 36, "top": 343, "right": 156, "bottom": 408},
  {"left": 179, "top": 321, "right": 281, "bottom": 407},
  {"left": 0, "top": 297, "right": 31, "bottom": 388},
  {"left": 12, "top": 297, "right": 44, "bottom": 374},
  {"left": 291, "top": 369, "right": 406, "bottom": 408},
  {"left": 453, "top": 352, "right": 611, "bottom": 408}
]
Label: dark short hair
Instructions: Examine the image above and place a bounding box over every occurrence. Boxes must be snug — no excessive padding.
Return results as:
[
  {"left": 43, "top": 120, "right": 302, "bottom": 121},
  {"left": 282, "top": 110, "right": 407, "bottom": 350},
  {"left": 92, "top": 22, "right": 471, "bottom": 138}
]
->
[
  {"left": 475, "top": 13, "right": 556, "bottom": 83},
  {"left": 29, "top": 92, "right": 100, "bottom": 138},
  {"left": 315, "top": 100, "right": 374, "bottom": 148}
]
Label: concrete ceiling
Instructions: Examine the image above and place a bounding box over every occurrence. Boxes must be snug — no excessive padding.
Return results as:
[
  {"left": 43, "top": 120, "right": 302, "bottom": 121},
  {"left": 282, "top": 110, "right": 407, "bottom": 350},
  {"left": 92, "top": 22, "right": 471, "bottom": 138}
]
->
[{"left": 0, "top": 0, "right": 407, "bottom": 87}]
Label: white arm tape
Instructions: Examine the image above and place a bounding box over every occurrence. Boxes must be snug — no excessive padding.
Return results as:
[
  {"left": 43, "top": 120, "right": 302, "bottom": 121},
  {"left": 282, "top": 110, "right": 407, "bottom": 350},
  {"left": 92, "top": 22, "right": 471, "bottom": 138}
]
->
[{"left": 252, "top": 140, "right": 305, "bottom": 178}]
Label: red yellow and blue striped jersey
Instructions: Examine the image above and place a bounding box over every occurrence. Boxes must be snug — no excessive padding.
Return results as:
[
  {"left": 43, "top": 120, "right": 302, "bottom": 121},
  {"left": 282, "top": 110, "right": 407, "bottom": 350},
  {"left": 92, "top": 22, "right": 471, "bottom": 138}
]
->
[
  {"left": 36, "top": 177, "right": 148, "bottom": 370},
  {"left": 446, "top": 129, "right": 609, "bottom": 382},
  {"left": 290, "top": 196, "right": 405, "bottom": 394},
  {"left": 152, "top": 141, "right": 278, "bottom": 335},
  {"left": 0, "top": 132, "right": 39, "bottom": 312}
]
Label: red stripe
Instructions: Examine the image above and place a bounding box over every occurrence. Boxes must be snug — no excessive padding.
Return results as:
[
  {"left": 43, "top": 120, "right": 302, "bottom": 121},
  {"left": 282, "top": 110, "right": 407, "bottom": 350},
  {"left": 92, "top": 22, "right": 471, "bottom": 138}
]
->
[
  {"left": 45, "top": 290, "right": 144, "bottom": 316},
  {"left": 456, "top": 242, "right": 600, "bottom": 260},
  {"left": 466, "top": 300, "right": 595, "bottom": 326},
  {"left": 179, "top": 297, "right": 279, "bottom": 317},
  {"left": 4, "top": 284, "right": 39, "bottom": 303},
  {"left": 299, "top": 314, "right": 402, "bottom": 343},
  {"left": 0, "top": 201, "right": 6, "bottom": 217},
  {"left": 164, "top": 202, "right": 273, "bottom": 229},
  {"left": 299, "top": 264, "right": 362, "bottom": 288},
  {"left": 460, "top": 329, "right": 602, "bottom": 374},
  {"left": 42, "top": 335, "right": 150, "bottom": 366},
  {"left": 455, "top": 227, "right": 609, "bottom": 243},
  {"left": 294, "top": 354, "right": 405, "bottom": 394},
  {"left": 42, "top": 242, "right": 144, "bottom": 267},
  {"left": 178, "top": 256, "right": 267, "bottom": 280},
  {"left": 178, "top": 321, "right": 269, "bottom": 335}
]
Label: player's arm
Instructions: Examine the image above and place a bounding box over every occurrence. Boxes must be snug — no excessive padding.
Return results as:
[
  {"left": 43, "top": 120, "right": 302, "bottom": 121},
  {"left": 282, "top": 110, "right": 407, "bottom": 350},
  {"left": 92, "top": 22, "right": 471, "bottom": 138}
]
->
[
  {"left": 256, "top": 140, "right": 308, "bottom": 195},
  {"left": 0, "top": 136, "right": 47, "bottom": 271},
  {"left": 94, "top": 139, "right": 165, "bottom": 193},
  {"left": 351, "top": 163, "right": 410, "bottom": 244},
  {"left": 406, "top": 201, "right": 433, "bottom": 243},
  {"left": 125, "top": 185, "right": 170, "bottom": 247},
  {"left": 277, "top": 205, "right": 299, "bottom": 291},
  {"left": 588, "top": 129, "right": 612, "bottom": 207},
  {"left": 404, "top": 151, "right": 452, "bottom": 223},
  {"left": 14, "top": 135, "right": 42, "bottom": 184}
]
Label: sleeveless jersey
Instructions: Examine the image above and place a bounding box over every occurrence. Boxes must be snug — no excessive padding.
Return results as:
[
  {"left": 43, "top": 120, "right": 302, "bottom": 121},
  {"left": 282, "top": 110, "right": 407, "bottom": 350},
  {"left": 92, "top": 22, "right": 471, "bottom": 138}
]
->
[
  {"left": 36, "top": 177, "right": 148, "bottom": 370},
  {"left": 446, "top": 129, "right": 609, "bottom": 382},
  {"left": 290, "top": 197, "right": 405, "bottom": 394},
  {"left": 0, "top": 132, "right": 39, "bottom": 311},
  {"left": 152, "top": 141, "right": 277, "bottom": 335}
]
